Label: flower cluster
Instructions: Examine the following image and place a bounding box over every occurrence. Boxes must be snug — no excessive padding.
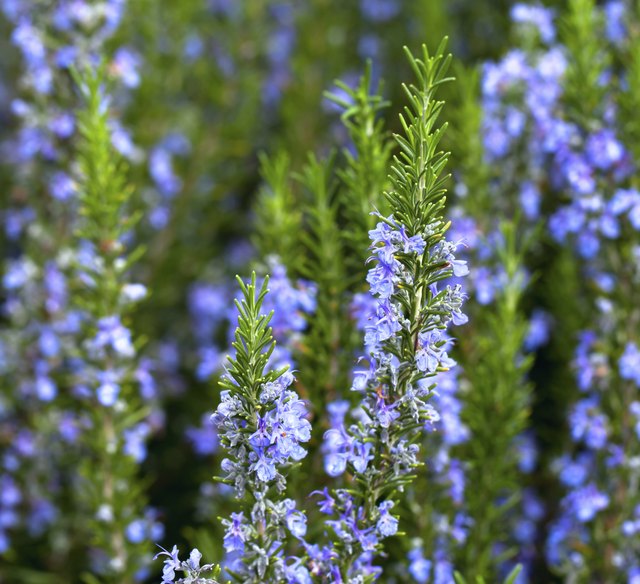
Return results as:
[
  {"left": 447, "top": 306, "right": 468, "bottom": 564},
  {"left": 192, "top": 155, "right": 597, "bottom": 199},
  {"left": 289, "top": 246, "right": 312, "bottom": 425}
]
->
[{"left": 214, "top": 370, "right": 310, "bottom": 492}]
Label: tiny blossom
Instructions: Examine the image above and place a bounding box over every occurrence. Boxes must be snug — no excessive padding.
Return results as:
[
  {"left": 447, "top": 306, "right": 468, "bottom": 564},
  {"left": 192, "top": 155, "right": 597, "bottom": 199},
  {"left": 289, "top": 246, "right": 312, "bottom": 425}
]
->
[
  {"left": 567, "top": 484, "right": 610, "bottom": 523},
  {"left": 91, "top": 316, "right": 135, "bottom": 357},
  {"left": 285, "top": 505, "right": 308, "bottom": 539},
  {"left": 222, "top": 512, "right": 249, "bottom": 553},
  {"left": 376, "top": 501, "right": 398, "bottom": 537},
  {"left": 408, "top": 546, "right": 432, "bottom": 583},
  {"left": 524, "top": 309, "right": 552, "bottom": 351},
  {"left": 359, "top": 0, "right": 400, "bottom": 23},
  {"left": 154, "top": 546, "right": 220, "bottom": 584},
  {"left": 569, "top": 398, "right": 609, "bottom": 450},
  {"left": 619, "top": 342, "right": 640, "bottom": 386},
  {"left": 96, "top": 369, "right": 121, "bottom": 406},
  {"left": 110, "top": 47, "right": 141, "bottom": 88}
]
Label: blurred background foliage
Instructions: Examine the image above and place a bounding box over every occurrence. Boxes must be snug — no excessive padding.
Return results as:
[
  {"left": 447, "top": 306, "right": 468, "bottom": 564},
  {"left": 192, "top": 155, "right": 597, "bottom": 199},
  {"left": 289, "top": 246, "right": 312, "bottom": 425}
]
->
[{"left": 0, "top": 0, "right": 576, "bottom": 582}]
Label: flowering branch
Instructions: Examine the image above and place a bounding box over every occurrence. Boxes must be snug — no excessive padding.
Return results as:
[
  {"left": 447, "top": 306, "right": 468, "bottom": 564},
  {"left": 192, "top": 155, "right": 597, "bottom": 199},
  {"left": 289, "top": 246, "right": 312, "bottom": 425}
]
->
[
  {"left": 212, "top": 273, "right": 311, "bottom": 582},
  {"left": 317, "top": 41, "right": 468, "bottom": 581},
  {"left": 73, "top": 67, "right": 152, "bottom": 582}
]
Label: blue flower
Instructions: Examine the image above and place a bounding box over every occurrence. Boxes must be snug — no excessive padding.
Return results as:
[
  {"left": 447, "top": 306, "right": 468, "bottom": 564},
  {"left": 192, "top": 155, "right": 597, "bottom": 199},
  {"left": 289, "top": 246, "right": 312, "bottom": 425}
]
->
[
  {"left": 222, "top": 512, "right": 248, "bottom": 553},
  {"left": 569, "top": 398, "right": 609, "bottom": 450},
  {"left": 585, "top": 129, "right": 625, "bottom": 171},
  {"left": 284, "top": 558, "right": 312, "bottom": 584},
  {"left": 250, "top": 449, "right": 277, "bottom": 482},
  {"left": 123, "top": 423, "right": 151, "bottom": 462},
  {"left": 96, "top": 369, "right": 121, "bottom": 406},
  {"left": 520, "top": 180, "right": 541, "bottom": 220},
  {"left": 416, "top": 331, "right": 455, "bottom": 373},
  {"left": 285, "top": 505, "right": 307, "bottom": 539},
  {"left": 49, "top": 171, "right": 76, "bottom": 201},
  {"left": 186, "top": 414, "right": 219, "bottom": 456},
  {"left": 408, "top": 547, "right": 432, "bottom": 583},
  {"left": 360, "top": 0, "right": 400, "bottom": 23},
  {"left": 619, "top": 342, "right": 640, "bottom": 386},
  {"left": 604, "top": 1, "right": 627, "bottom": 44},
  {"left": 312, "top": 488, "right": 336, "bottom": 515},
  {"left": 511, "top": 3, "right": 556, "bottom": 43},
  {"left": 567, "top": 484, "right": 609, "bottom": 522},
  {"left": 376, "top": 501, "right": 398, "bottom": 537},
  {"left": 92, "top": 316, "right": 134, "bottom": 357},
  {"left": 560, "top": 152, "right": 596, "bottom": 195},
  {"left": 110, "top": 47, "right": 141, "bottom": 88},
  {"left": 125, "top": 519, "right": 146, "bottom": 544}
]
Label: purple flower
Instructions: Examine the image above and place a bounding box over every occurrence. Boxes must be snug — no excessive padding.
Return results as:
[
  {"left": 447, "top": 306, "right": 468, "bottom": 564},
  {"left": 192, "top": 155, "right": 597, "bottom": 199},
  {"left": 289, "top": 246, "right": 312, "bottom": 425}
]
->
[
  {"left": 250, "top": 449, "right": 277, "bottom": 482},
  {"left": 619, "top": 342, "right": 640, "bottom": 386},
  {"left": 360, "top": 0, "right": 400, "bottom": 22},
  {"left": 312, "top": 488, "right": 336, "bottom": 515},
  {"left": 585, "top": 129, "right": 624, "bottom": 171},
  {"left": 285, "top": 506, "right": 307, "bottom": 539},
  {"left": 524, "top": 310, "right": 552, "bottom": 351},
  {"left": 474, "top": 267, "right": 495, "bottom": 305},
  {"left": 123, "top": 424, "right": 151, "bottom": 462},
  {"left": 92, "top": 316, "right": 134, "bottom": 357},
  {"left": 511, "top": 3, "right": 556, "bottom": 43},
  {"left": 567, "top": 484, "right": 609, "bottom": 522},
  {"left": 520, "top": 180, "right": 541, "bottom": 220},
  {"left": 125, "top": 519, "right": 146, "bottom": 544},
  {"left": 604, "top": 1, "right": 626, "bottom": 44},
  {"left": 49, "top": 171, "right": 76, "bottom": 201},
  {"left": 409, "top": 547, "right": 431, "bottom": 583},
  {"left": 223, "top": 512, "right": 248, "bottom": 553},
  {"left": 416, "top": 331, "right": 455, "bottom": 373},
  {"left": 150, "top": 147, "right": 182, "bottom": 197},
  {"left": 35, "top": 375, "right": 57, "bottom": 402},
  {"left": 186, "top": 414, "right": 218, "bottom": 456},
  {"left": 561, "top": 152, "right": 595, "bottom": 195},
  {"left": 96, "top": 369, "right": 121, "bottom": 406},
  {"left": 374, "top": 395, "right": 400, "bottom": 428},
  {"left": 376, "top": 501, "right": 398, "bottom": 537},
  {"left": 569, "top": 398, "right": 609, "bottom": 450},
  {"left": 110, "top": 48, "right": 141, "bottom": 88}
]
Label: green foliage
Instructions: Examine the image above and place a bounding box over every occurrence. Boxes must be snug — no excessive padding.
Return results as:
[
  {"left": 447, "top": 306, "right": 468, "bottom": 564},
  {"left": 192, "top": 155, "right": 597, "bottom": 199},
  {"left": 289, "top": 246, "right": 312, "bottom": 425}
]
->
[
  {"left": 7, "top": 1, "right": 630, "bottom": 580},
  {"left": 295, "top": 153, "right": 353, "bottom": 426},
  {"left": 457, "top": 222, "right": 533, "bottom": 579},
  {"left": 455, "top": 563, "right": 523, "bottom": 584},
  {"left": 254, "top": 151, "right": 302, "bottom": 273},
  {"left": 73, "top": 67, "right": 150, "bottom": 583},
  {"left": 414, "top": 0, "right": 451, "bottom": 55},
  {"left": 449, "top": 64, "right": 490, "bottom": 218},
  {"left": 619, "top": 19, "right": 640, "bottom": 161},
  {"left": 219, "top": 273, "right": 286, "bottom": 404},
  {"left": 326, "top": 64, "right": 393, "bottom": 271},
  {"left": 386, "top": 42, "right": 452, "bottom": 237},
  {"left": 561, "top": 0, "right": 610, "bottom": 125}
]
